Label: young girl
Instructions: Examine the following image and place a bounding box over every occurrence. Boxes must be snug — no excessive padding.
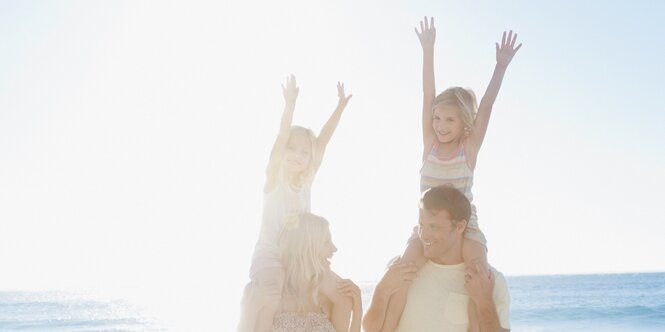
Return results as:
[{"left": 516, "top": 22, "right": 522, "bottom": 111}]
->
[
  {"left": 239, "top": 75, "right": 353, "bottom": 332},
  {"left": 273, "top": 212, "right": 362, "bottom": 332},
  {"left": 379, "top": 17, "right": 521, "bottom": 331}
]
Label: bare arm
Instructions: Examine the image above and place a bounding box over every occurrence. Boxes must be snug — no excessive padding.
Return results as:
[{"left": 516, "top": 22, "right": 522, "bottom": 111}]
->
[
  {"left": 337, "top": 279, "right": 363, "bottom": 332},
  {"left": 313, "top": 82, "right": 352, "bottom": 176},
  {"left": 415, "top": 17, "right": 437, "bottom": 158},
  {"left": 468, "top": 31, "right": 522, "bottom": 159},
  {"left": 265, "top": 74, "right": 299, "bottom": 192},
  {"left": 362, "top": 261, "right": 418, "bottom": 332},
  {"left": 321, "top": 272, "right": 354, "bottom": 332},
  {"left": 465, "top": 263, "right": 510, "bottom": 332}
]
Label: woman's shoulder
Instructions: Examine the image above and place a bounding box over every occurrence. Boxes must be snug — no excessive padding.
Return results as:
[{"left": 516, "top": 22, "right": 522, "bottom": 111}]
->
[
  {"left": 318, "top": 270, "right": 346, "bottom": 302},
  {"left": 319, "top": 270, "right": 342, "bottom": 292}
]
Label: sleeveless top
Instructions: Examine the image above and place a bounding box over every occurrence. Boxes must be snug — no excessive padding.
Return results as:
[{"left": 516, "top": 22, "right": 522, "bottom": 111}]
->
[
  {"left": 249, "top": 181, "right": 311, "bottom": 278},
  {"left": 272, "top": 311, "right": 336, "bottom": 332},
  {"left": 420, "top": 142, "right": 474, "bottom": 202},
  {"left": 420, "top": 142, "right": 479, "bottom": 225}
]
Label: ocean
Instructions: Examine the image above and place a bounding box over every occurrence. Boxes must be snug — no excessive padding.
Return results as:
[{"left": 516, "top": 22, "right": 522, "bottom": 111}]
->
[
  {"left": 0, "top": 290, "right": 160, "bottom": 331},
  {"left": 506, "top": 272, "right": 665, "bottom": 332},
  {"left": 1, "top": 272, "right": 663, "bottom": 331}
]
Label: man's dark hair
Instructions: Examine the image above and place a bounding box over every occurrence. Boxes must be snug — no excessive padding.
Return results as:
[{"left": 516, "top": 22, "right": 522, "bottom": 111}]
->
[{"left": 419, "top": 185, "right": 471, "bottom": 222}]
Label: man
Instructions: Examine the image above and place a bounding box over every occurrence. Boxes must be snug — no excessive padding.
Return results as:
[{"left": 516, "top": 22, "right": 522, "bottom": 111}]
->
[{"left": 363, "top": 185, "right": 510, "bottom": 331}]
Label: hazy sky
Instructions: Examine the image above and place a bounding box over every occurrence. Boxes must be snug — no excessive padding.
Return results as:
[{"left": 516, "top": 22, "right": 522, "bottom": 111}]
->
[{"left": 2, "top": 0, "right": 664, "bottom": 330}]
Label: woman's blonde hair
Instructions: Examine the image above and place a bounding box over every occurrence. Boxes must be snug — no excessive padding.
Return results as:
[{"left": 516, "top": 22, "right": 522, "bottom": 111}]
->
[
  {"left": 432, "top": 87, "right": 478, "bottom": 136},
  {"left": 280, "top": 126, "right": 318, "bottom": 189},
  {"left": 279, "top": 212, "right": 331, "bottom": 311}
]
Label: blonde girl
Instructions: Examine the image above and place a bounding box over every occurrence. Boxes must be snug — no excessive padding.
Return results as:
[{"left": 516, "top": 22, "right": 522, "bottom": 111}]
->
[
  {"left": 239, "top": 75, "right": 352, "bottom": 332},
  {"left": 374, "top": 17, "right": 521, "bottom": 332},
  {"left": 273, "top": 212, "right": 361, "bottom": 332}
]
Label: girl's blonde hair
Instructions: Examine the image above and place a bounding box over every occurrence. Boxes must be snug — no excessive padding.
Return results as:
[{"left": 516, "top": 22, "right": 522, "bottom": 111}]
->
[
  {"left": 432, "top": 87, "right": 478, "bottom": 136},
  {"left": 279, "top": 212, "right": 331, "bottom": 312},
  {"left": 280, "top": 126, "right": 318, "bottom": 189}
]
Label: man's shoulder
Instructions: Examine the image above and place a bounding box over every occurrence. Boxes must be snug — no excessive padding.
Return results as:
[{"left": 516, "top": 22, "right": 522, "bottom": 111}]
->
[
  {"left": 489, "top": 266, "right": 511, "bottom": 305},
  {"left": 489, "top": 267, "right": 512, "bottom": 329},
  {"left": 490, "top": 267, "right": 508, "bottom": 288}
]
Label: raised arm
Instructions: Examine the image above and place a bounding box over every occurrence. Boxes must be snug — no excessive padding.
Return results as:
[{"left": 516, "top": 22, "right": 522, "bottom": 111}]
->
[
  {"left": 362, "top": 260, "right": 418, "bottom": 332},
  {"left": 313, "top": 82, "right": 352, "bottom": 175},
  {"left": 265, "top": 74, "right": 299, "bottom": 192},
  {"left": 468, "top": 31, "right": 522, "bottom": 157},
  {"left": 415, "top": 16, "right": 437, "bottom": 158}
]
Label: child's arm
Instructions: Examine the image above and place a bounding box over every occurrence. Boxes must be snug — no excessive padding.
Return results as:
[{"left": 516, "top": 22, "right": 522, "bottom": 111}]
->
[
  {"left": 415, "top": 16, "right": 437, "bottom": 159},
  {"left": 468, "top": 31, "right": 522, "bottom": 162},
  {"left": 313, "top": 82, "right": 352, "bottom": 176},
  {"left": 337, "top": 279, "right": 363, "bottom": 332},
  {"left": 265, "top": 74, "right": 299, "bottom": 192}
]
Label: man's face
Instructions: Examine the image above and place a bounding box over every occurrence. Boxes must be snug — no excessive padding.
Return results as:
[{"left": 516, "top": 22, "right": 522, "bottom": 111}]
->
[{"left": 418, "top": 208, "right": 465, "bottom": 264}]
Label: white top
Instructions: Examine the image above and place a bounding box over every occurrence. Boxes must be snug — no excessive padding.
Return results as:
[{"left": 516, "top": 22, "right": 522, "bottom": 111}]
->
[
  {"left": 396, "top": 261, "right": 511, "bottom": 332},
  {"left": 249, "top": 181, "right": 311, "bottom": 277}
]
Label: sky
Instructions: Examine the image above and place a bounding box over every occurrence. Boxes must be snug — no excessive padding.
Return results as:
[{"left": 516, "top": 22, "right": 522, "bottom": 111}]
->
[{"left": 1, "top": 0, "right": 664, "bottom": 330}]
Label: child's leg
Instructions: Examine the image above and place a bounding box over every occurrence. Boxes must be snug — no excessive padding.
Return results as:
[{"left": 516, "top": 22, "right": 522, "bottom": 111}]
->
[
  {"left": 463, "top": 238, "right": 487, "bottom": 332},
  {"left": 382, "top": 228, "right": 426, "bottom": 331},
  {"left": 238, "top": 267, "right": 285, "bottom": 332},
  {"left": 462, "top": 218, "right": 488, "bottom": 332}
]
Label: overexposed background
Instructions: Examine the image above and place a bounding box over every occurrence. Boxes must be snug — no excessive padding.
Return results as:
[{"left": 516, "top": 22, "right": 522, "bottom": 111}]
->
[{"left": 2, "top": 0, "right": 664, "bottom": 330}]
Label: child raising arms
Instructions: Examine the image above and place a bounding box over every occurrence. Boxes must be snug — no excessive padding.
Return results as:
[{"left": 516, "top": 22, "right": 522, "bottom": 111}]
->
[
  {"left": 239, "top": 75, "right": 353, "bottom": 332},
  {"left": 371, "top": 17, "right": 521, "bottom": 332}
]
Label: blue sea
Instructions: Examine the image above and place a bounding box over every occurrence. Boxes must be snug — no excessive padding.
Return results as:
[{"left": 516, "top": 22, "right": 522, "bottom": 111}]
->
[
  {"left": 0, "top": 291, "right": 164, "bottom": 331},
  {"left": 1, "top": 273, "right": 664, "bottom": 331}
]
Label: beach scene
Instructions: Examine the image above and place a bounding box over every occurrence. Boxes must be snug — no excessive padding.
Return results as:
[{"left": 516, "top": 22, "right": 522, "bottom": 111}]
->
[{"left": 2, "top": 1, "right": 664, "bottom": 331}]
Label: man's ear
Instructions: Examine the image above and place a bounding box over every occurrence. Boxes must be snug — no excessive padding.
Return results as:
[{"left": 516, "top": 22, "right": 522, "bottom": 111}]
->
[{"left": 455, "top": 219, "right": 468, "bottom": 235}]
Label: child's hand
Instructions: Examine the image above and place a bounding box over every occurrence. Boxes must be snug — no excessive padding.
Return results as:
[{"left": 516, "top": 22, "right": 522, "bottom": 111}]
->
[
  {"left": 336, "top": 82, "right": 353, "bottom": 109},
  {"left": 282, "top": 74, "right": 299, "bottom": 104},
  {"left": 495, "top": 30, "right": 522, "bottom": 67},
  {"left": 337, "top": 279, "right": 362, "bottom": 311},
  {"left": 415, "top": 16, "right": 436, "bottom": 50}
]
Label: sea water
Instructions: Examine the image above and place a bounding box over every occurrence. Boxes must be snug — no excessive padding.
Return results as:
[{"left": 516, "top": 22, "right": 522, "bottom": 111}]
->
[{"left": 2, "top": 272, "right": 664, "bottom": 331}]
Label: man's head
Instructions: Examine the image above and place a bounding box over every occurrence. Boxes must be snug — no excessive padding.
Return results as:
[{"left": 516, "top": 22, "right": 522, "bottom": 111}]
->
[{"left": 418, "top": 185, "right": 471, "bottom": 264}]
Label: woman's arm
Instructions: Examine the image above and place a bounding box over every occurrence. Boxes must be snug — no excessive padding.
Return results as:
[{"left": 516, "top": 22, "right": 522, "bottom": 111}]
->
[
  {"left": 467, "top": 31, "right": 521, "bottom": 160},
  {"left": 416, "top": 16, "right": 437, "bottom": 159},
  {"left": 265, "top": 75, "right": 299, "bottom": 192},
  {"left": 312, "top": 82, "right": 352, "bottom": 177},
  {"left": 337, "top": 279, "right": 363, "bottom": 332},
  {"left": 320, "top": 271, "right": 354, "bottom": 332}
]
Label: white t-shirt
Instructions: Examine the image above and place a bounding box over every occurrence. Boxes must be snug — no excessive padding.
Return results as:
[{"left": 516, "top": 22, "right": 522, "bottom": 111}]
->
[{"left": 396, "top": 261, "right": 511, "bottom": 332}]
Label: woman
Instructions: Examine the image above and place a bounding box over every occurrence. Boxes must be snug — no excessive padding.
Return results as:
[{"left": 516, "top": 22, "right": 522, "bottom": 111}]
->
[{"left": 273, "top": 212, "right": 361, "bottom": 332}]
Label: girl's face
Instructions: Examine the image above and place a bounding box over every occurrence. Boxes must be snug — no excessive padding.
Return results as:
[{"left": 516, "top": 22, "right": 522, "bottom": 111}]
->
[
  {"left": 283, "top": 132, "right": 313, "bottom": 175},
  {"left": 319, "top": 231, "right": 337, "bottom": 268},
  {"left": 432, "top": 107, "right": 465, "bottom": 144}
]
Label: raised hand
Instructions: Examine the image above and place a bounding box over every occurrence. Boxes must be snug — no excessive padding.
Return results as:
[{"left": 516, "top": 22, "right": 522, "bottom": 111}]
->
[
  {"left": 282, "top": 74, "right": 299, "bottom": 104},
  {"left": 337, "top": 279, "right": 362, "bottom": 311},
  {"left": 496, "top": 30, "right": 522, "bottom": 67},
  {"left": 336, "top": 82, "right": 353, "bottom": 109},
  {"left": 415, "top": 16, "right": 436, "bottom": 50}
]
